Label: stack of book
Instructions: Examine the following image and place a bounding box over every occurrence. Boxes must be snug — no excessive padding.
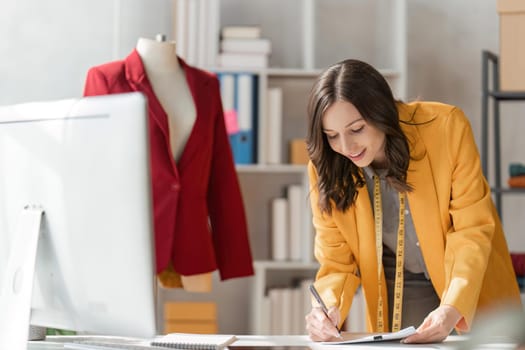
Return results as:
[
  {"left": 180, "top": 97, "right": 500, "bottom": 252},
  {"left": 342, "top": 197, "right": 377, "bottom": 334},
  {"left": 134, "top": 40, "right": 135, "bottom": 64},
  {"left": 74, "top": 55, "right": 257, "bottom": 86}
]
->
[
  {"left": 217, "top": 25, "right": 272, "bottom": 69},
  {"left": 175, "top": 0, "right": 219, "bottom": 67},
  {"left": 265, "top": 278, "right": 314, "bottom": 335},
  {"left": 271, "top": 184, "right": 313, "bottom": 263},
  {"left": 263, "top": 281, "right": 367, "bottom": 335}
]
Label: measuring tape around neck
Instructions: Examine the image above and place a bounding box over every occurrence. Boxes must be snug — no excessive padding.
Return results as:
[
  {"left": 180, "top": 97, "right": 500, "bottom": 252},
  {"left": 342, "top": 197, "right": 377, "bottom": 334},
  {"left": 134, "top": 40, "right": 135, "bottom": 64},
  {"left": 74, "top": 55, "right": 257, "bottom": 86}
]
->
[{"left": 373, "top": 175, "right": 406, "bottom": 332}]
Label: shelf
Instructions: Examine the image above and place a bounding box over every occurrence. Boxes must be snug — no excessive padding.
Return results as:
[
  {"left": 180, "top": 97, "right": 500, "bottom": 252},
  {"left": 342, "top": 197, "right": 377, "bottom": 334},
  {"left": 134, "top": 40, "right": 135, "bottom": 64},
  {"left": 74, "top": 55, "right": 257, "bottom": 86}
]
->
[
  {"left": 206, "top": 66, "right": 401, "bottom": 79},
  {"left": 489, "top": 91, "right": 525, "bottom": 100},
  {"left": 269, "top": 67, "right": 401, "bottom": 79},
  {"left": 490, "top": 187, "right": 525, "bottom": 194},
  {"left": 236, "top": 164, "right": 307, "bottom": 174},
  {"left": 481, "top": 50, "right": 525, "bottom": 218},
  {"left": 254, "top": 260, "right": 319, "bottom": 270},
  {"left": 174, "top": 0, "right": 407, "bottom": 335}
]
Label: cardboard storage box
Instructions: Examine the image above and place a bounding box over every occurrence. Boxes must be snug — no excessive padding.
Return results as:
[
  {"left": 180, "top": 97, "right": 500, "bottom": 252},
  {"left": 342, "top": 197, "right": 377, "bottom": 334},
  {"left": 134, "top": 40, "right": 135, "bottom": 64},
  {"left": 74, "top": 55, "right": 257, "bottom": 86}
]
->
[
  {"left": 289, "top": 138, "right": 309, "bottom": 165},
  {"left": 164, "top": 301, "right": 218, "bottom": 334},
  {"left": 497, "top": 0, "right": 525, "bottom": 91}
]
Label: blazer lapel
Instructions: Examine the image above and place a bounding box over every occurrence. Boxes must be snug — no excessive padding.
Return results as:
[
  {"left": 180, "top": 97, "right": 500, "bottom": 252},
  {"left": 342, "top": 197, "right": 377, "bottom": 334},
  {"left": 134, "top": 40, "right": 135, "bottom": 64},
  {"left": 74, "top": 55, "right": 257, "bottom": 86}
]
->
[
  {"left": 125, "top": 50, "right": 171, "bottom": 136},
  {"left": 176, "top": 60, "right": 210, "bottom": 169},
  {"left": 124, "top": 51, "right": 209, "bottom": 172},
  {"left": 352, "top": 179, "right": 382, "bottom": 322},
  {"left": 354, "top": 183, "right": 375, "bottom": 270},
  {"left": 402, "top": 109, "right": 446, "bottom": 295}
]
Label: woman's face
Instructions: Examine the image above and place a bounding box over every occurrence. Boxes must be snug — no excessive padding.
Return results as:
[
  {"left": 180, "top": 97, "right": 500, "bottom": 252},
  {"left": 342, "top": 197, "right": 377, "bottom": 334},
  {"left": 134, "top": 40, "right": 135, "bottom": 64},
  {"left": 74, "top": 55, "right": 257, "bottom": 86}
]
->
[{"left": 322, "top": 100, "right": 387, "bottom": 169}]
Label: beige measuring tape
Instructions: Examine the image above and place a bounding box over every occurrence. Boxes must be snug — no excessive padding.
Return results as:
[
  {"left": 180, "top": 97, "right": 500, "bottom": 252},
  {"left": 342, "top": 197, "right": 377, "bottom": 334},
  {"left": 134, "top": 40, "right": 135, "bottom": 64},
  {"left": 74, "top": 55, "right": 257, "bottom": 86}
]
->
[{"left": 373, "top": 175, "right": 406, "bottom": 332}]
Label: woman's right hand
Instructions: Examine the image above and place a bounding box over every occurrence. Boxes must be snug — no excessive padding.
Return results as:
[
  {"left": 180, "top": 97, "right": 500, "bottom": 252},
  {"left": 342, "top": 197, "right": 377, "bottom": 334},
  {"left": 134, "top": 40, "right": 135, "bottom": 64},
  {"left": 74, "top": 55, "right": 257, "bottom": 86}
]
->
[{"left": 305, "top": 306, "right": 342, "bottom": 341}]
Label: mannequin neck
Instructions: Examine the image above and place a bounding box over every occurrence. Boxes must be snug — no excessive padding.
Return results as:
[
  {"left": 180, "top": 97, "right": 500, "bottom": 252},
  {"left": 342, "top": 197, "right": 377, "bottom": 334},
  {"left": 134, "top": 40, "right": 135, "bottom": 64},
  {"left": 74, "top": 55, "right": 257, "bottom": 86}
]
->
[{"left": 136, "top": 37, "right": 181, "bottom": 73}]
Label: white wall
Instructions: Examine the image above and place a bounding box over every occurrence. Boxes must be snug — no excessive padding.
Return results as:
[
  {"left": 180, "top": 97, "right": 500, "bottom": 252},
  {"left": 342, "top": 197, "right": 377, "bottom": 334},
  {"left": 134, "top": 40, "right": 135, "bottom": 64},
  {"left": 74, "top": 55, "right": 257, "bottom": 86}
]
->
[
  {"left": 406, "top": 1, "right": 525, "bottom": 252},
  {"left": 1, "top": 0, "right": 524, "bottom": 335},
  {"left": 0, "top": 0, "right": 173, "bottom": 104}
]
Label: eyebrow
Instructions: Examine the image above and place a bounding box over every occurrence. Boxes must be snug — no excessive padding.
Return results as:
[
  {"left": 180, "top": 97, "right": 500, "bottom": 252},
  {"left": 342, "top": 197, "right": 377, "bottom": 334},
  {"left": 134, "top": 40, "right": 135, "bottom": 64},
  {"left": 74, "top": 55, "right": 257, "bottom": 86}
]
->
[{"left": 322, "top": 118, "right": 363, "bottom": 132}]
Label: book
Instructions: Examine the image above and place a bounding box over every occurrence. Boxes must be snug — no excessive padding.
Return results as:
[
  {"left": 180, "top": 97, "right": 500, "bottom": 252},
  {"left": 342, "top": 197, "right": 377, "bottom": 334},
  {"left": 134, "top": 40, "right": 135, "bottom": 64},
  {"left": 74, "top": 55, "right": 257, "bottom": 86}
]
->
[
  {"left": 321, "top": 326, "right": 416, "bottom": 344},
  {"left": 271, "top": 197, "right": 288, "bottom": 261},
  {"left": 217, "top": 52, "right": 268, "bottom": 69},
  {"left": 266, "top": 87, "right": 283, "bottom": 164},
  {"left": 220, "top": 38, "right": 272, "bottom": 54},
  {"left": 150, "top": 333, "right": 237, "bottom": 349},
  {"left": 287, "top": 184, "right": 303, "bottom": 261},
  {"left": 221, "top": 25, "right": 261, "bottom": 39},
  {"left": 268, "top": 288, "right": 284, "bottom": 335}
]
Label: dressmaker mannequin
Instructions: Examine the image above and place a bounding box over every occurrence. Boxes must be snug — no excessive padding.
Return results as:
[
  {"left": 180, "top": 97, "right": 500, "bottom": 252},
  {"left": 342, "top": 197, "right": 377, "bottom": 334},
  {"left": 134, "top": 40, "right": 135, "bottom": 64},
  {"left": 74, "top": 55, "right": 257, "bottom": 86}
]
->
[
  {"left": 84, "top": 37, "right": 254, "bottom": 293},
  {"left": 136, "top": 37, "right": 196, "bottom": 161},
  {"left": 137, "top": 37, "right": 211, "bottom": 292}
]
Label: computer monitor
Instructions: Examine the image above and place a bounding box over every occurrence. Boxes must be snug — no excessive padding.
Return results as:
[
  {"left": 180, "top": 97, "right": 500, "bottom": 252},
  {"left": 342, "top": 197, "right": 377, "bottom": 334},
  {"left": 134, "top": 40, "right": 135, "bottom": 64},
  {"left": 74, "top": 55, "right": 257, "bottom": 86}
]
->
[{"left": 0, "top": 92, "right": 159, "bottom": 347}]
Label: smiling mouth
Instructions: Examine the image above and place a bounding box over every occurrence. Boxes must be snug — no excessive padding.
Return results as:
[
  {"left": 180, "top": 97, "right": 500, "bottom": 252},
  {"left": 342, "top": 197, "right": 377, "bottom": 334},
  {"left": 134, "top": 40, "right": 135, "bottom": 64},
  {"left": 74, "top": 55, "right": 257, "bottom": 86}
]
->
[{"left": 349, "top": 149, "right": 365, "bottom": 160}]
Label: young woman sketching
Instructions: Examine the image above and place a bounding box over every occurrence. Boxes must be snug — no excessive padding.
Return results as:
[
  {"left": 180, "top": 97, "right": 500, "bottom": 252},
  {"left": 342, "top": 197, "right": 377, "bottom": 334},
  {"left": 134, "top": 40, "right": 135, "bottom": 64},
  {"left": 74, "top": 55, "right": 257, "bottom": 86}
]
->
[{"left": 304, "top": 59, "right": 521, "bottom": 344}]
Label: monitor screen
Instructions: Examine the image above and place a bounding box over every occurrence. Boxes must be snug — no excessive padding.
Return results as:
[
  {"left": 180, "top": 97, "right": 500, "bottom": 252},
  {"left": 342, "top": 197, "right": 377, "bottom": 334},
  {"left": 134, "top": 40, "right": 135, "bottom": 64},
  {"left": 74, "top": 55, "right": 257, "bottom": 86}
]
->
[{"left": 0, "top": 92, "right": 158, "bottom": 341}]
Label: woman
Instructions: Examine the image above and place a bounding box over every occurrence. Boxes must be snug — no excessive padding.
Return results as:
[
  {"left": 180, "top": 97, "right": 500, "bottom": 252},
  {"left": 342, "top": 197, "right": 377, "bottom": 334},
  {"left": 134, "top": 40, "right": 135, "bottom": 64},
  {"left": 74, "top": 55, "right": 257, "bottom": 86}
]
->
[{"left": 305, "top": 59, "right": 521, "bottom": 343}]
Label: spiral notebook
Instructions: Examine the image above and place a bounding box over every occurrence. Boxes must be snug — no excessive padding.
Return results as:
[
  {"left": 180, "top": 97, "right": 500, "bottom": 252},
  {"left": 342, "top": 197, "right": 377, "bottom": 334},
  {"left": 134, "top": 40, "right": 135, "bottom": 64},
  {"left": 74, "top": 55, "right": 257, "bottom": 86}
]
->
[{"left": 150, "top": 333, "right": 237, "bottom": 349}]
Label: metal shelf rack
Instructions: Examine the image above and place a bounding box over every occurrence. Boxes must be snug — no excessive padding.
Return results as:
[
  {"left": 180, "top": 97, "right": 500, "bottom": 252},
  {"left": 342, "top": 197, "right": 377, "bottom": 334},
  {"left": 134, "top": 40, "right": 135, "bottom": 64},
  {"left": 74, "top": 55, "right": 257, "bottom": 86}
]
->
[{"left": 481, "top": 50, "right": 525, "bottom": 219}]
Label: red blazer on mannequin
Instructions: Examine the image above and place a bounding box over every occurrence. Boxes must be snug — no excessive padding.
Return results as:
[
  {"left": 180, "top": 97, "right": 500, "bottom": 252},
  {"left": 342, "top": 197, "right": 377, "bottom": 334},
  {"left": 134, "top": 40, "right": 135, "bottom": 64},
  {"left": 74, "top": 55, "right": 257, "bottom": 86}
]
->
[{"left": 83, "top": 50, "right": 254, "bottom": 280}]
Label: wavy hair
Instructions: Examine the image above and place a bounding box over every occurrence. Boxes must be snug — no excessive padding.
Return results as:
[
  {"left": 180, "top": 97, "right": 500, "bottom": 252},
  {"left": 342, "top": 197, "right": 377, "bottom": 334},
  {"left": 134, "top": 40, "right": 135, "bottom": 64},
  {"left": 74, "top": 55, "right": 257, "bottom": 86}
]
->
[{"left": 306, "top": 59, "right": 412, "bottom": 214}]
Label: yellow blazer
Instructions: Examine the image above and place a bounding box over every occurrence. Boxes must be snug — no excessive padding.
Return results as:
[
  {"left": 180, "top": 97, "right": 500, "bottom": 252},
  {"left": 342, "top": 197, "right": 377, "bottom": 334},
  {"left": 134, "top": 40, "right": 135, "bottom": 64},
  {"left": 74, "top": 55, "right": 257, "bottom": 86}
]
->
[{"left": 308, "top": 101, "right": 521, "bottom": 332}]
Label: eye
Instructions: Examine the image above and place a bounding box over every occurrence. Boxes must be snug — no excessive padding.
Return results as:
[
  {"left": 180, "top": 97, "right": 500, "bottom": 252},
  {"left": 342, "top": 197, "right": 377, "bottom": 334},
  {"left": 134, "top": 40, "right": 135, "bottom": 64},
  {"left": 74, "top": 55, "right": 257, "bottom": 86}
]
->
[
  {"left": 325, "top": 133, "right": 338, "bottom": 140},
  {"left": 350, "top": 125, "right": 364, "bottom": 133}
]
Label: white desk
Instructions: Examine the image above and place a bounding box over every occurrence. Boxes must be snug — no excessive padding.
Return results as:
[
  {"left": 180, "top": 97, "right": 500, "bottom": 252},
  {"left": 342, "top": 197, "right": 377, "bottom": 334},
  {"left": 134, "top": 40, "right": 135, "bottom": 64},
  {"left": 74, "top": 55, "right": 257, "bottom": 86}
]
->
[{"left": 26, "top": 335, "right": 521, "bottom": 350}]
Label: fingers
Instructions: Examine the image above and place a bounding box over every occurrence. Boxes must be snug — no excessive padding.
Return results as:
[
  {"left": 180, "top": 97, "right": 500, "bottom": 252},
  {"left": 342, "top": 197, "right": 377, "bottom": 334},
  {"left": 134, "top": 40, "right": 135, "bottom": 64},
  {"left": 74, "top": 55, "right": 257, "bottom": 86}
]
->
[
  {"left": 327, "top": 305, "right": 341, "bottom": 329},
  {"left": 305, "top": 307, "right": 341, "bottom": 341},
  {"left": 403, "top": 326, "right": 448, "bottom": 344},
  {"left": 402, "top": 305, "right": 461, "bottom": 344}
]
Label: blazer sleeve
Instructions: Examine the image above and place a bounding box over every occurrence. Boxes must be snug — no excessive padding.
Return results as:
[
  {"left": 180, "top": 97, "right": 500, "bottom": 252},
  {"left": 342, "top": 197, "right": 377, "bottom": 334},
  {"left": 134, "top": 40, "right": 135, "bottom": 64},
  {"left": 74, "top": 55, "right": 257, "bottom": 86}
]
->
[
  {"left": 206, "top": 77, "right": 254, "bottom": 279},
  {"left": 308, "top": 161, "right": 361, "bottom": 328},
  {"left": 441, "top": 107, "right": 495, "bottom": 331}
]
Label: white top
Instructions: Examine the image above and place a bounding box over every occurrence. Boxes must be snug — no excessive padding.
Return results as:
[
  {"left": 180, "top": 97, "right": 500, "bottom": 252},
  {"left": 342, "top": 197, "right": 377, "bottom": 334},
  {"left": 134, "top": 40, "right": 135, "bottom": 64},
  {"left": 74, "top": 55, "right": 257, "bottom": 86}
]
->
[
  {"left": 363, "top": 166, "right": 428, "bottom": 276},
  {"left": 136, "top": 37, "right": 196, "bottom": 162}
]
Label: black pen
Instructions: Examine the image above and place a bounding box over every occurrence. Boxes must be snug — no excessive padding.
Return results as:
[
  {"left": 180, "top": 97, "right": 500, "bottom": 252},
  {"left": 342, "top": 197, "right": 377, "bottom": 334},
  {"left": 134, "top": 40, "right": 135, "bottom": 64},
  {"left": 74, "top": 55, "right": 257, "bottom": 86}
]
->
[{"left": 309, "top": 284, "right": 341, "bottom": 336}]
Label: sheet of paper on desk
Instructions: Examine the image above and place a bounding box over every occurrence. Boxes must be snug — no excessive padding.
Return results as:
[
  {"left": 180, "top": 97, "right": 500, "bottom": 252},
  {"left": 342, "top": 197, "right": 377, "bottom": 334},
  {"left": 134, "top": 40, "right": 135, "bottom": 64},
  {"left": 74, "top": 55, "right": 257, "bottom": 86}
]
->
[{"left": 321, "top": 326, "right": 416, "bottom": 344}]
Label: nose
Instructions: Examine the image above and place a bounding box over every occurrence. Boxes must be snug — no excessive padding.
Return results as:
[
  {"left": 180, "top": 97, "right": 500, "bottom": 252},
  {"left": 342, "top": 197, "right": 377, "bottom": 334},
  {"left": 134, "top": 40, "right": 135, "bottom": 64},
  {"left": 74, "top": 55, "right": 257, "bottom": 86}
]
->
[{"left": 340, "top": 136, "right": 356, "bottom": 157}]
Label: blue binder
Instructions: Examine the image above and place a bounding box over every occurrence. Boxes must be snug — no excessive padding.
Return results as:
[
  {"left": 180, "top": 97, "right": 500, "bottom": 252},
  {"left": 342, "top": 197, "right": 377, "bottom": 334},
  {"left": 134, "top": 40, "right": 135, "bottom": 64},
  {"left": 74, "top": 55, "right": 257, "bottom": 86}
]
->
[
  {"left": 218, "top": 72, "right": 258, "bottom": 164},
  {"left": 229, "top": 131, "right": 254, "bottom": 164}
]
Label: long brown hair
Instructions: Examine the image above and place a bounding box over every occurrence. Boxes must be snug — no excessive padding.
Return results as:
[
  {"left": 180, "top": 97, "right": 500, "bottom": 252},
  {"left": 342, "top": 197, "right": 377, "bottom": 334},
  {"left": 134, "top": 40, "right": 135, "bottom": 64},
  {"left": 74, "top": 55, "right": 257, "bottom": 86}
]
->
[{"left": 306, "top": 59, "right": 412, "bottom": 214}]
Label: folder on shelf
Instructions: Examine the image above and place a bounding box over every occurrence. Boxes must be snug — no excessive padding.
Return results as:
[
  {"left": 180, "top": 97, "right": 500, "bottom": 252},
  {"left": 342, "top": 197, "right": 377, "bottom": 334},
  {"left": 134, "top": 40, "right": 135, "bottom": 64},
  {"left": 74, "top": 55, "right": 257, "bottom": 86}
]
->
[
  {"left": 218, "top": 72, "right": 239, "bottom": 136},
  {"left": 235, "top": 74, "right": 258, "bottom": 164},
  {"left": 219, "top": 73, "right": 258, "bottom": 164},
  {"left": 229, "top": 131, "right": 254, "bottom": 164}
]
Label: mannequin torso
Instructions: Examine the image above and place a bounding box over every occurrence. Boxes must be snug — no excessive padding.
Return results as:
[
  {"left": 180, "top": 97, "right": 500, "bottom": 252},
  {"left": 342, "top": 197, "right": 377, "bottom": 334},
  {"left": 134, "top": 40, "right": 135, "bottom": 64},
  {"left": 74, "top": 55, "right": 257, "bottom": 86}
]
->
[
  {"left": 136, "top": 37, "right": 196, "bottom": 162},
  {"left": 137, "top": 37, "right": 211, "bottom": 292}
]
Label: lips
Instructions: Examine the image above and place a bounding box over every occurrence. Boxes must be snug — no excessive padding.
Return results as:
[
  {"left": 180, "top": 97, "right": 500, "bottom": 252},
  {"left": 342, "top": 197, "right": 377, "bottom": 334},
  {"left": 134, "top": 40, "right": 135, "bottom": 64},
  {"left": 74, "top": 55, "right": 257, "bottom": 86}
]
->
[{"left": 348, "top": 149, "right": 365, "bottom": 161}]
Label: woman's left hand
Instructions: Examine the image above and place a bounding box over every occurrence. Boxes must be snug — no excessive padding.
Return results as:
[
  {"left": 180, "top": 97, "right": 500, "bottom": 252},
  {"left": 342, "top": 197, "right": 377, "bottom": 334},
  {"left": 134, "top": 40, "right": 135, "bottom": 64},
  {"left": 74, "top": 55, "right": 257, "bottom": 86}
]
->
[{"left": 402, "top": 305, "right": 462, "bottom": 344}]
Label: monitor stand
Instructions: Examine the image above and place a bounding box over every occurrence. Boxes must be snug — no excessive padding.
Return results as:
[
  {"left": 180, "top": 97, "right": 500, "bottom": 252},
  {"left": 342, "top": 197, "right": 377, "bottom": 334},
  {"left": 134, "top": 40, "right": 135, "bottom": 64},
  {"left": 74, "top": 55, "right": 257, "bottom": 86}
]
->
[{"left": 0, "top": 205, "right": 44, "bottom": 349}]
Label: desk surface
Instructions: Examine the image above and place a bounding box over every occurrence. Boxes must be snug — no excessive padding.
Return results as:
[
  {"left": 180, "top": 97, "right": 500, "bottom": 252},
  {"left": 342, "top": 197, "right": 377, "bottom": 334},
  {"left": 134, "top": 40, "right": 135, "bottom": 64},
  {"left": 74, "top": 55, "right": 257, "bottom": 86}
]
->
[{"left": 26, "top": 334, "right": 520, "bottom": 350}]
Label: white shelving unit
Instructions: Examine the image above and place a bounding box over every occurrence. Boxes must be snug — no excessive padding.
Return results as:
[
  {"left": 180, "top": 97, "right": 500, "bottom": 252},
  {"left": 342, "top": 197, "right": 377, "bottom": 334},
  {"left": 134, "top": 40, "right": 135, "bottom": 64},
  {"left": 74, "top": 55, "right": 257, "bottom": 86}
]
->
[
  {"left": 172, "top": 0, "right": 407, "bottom": 335},
  {"left": 251, "top": 261, "right": 319, "bottom": 334}
]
